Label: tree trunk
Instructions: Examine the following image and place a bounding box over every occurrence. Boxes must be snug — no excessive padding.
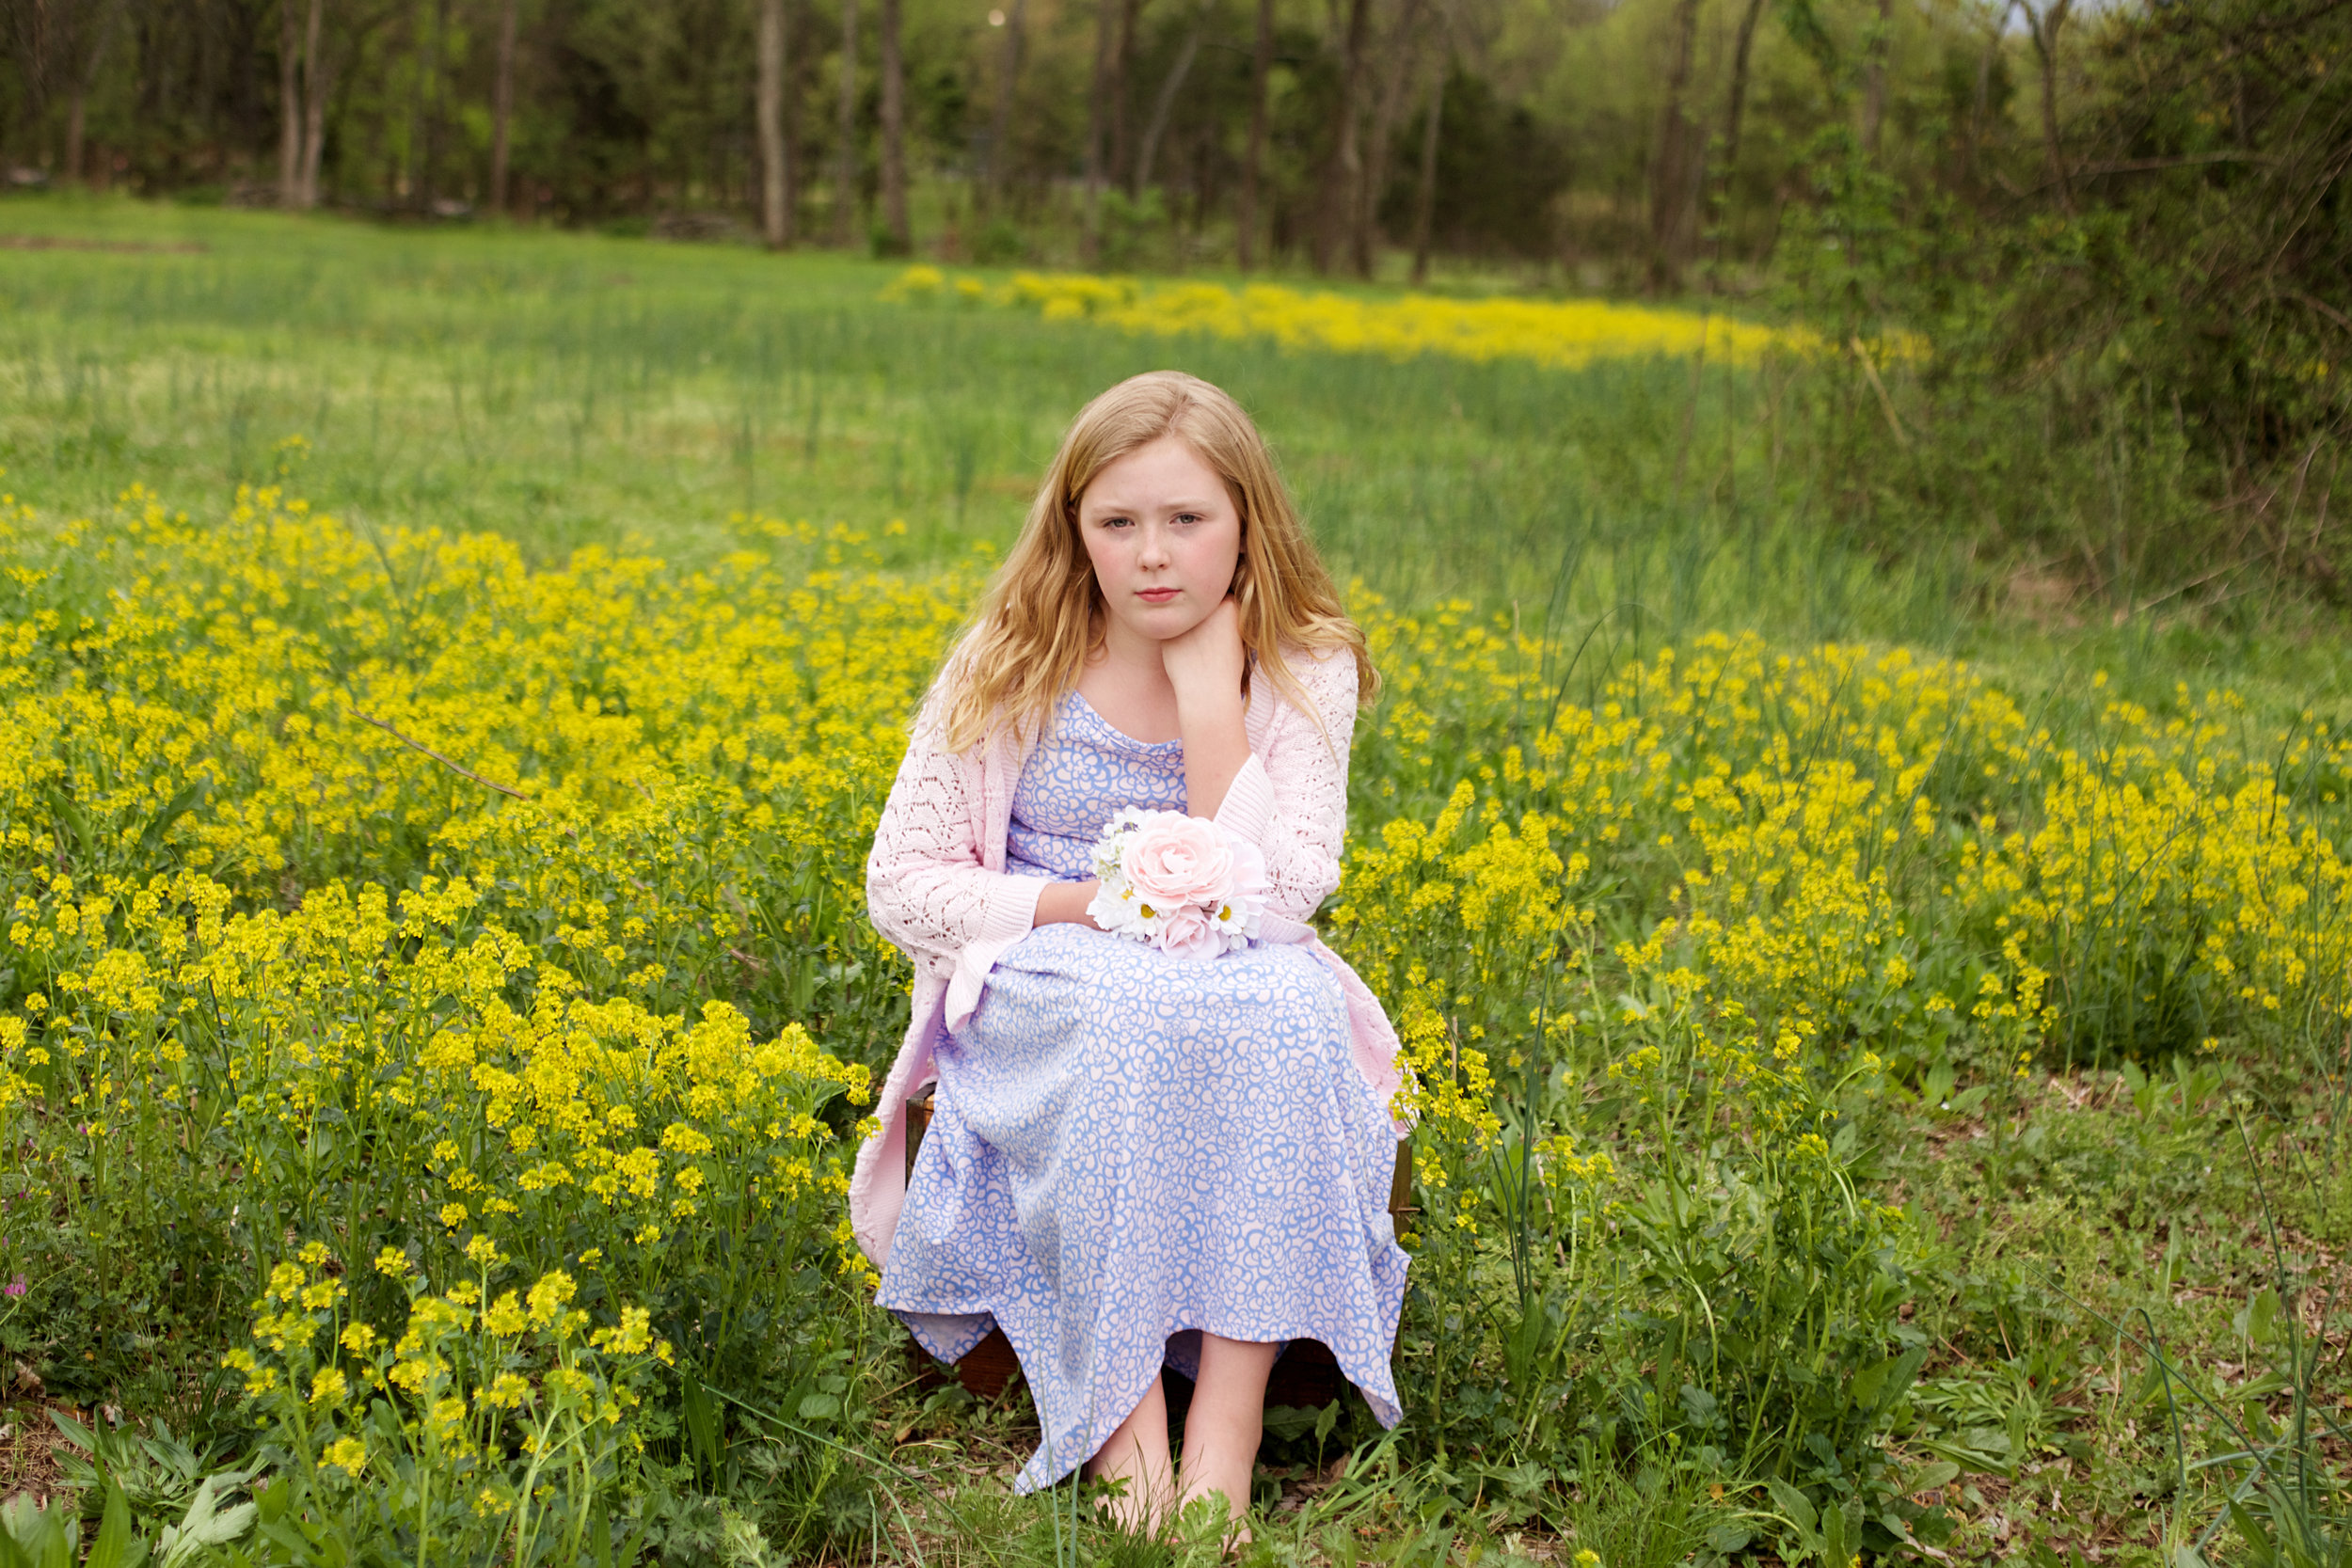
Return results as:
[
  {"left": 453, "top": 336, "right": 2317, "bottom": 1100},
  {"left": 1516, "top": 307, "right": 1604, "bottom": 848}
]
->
[
  {"left": 1083, "top": 0, "right": 1116, "bottom": 261},
  {"left": 1647, "top": 0, "right": 1703, "bottom": 290},
  {"left": 67, "top": 0, "right": 121, "bottom": 187},
  {"left": 1314, "top": 0, "right": 1372, "bottom": 275},
  {"left": 758, "top": 0, "right": 790, "bottom": 245},
  {"left": 1133, "top": 0, "right": 1206, "bottom": 196},
  {"left": 2025, "top": 0, "right": 2075, "bottom": 214},
  {"left": 488, "top": 0, "right": 517, "bottom": 212},
  {"left": 412, "top": 0, "right": 445, "bottom": 209},
  {"left": 878, "top": 0, "right": 907, "bottom": 252},
  {"left": 1714, "top": 0, "right": 1766, "bottom": 216},
  {"left": 1357, "top": 0, "right": 1422, "bottom": 278},
  {"left": 1109, "top": 0, "right": 1141, "bottom": 193},
  {"left": 65, "top": 80, "right": 87, "bottom": 183},
  {"left": 1964, "top": 1, "right": 2019, "bottom": 192},
  {"left": 1235, "top": 0, "right": 1272, "bottom": 270},
  {"left": 785, "top": 0, "right": 805, "bottom": 227},
  {"left": 833, "top": 0, "right": 858, "bottom": 245},
  {"left": 279, "top": 0, "right": 303, "bottom": 203},
  {"left": 982, "top": 0, "right": 1025, "bottom": 214},
  {"left": 1408, "top": 55, "right": 1443, "bottom": 285},
  {"left": 19, "top": 0, "right": 53, "bottom": 162},
  {"left": 298, "top": 0, "right": 326, "bottom": 206},
  {"left": 1858, "top": 0, "right": 1892, "bottom": 158}
]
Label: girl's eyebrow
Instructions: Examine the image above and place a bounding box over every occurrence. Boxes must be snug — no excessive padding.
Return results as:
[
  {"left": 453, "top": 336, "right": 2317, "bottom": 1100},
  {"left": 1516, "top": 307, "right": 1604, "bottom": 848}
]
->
[{"left": 1085, "top": 494, "right": 1218, "bottom": 514}]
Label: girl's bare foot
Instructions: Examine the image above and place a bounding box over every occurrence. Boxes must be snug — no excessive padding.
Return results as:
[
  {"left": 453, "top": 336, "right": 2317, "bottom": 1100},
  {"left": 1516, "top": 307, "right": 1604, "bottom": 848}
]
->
[
  {"left": 1088, "top": 1374, "right": 1176, "bottom": 1536},
  {"left": 1176, "top": 1334, "right": 1279, "bottom": 1549}
]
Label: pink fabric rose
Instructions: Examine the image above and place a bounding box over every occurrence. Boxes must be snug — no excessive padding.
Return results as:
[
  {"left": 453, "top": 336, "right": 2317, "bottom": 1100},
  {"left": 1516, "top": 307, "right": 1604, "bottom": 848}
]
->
[
  {"left": 1124, "top": 814, "right": 1237, "bottom": 911},
  {"left": 1156, "top": 906, "right": 1220, "bottom": 961}
]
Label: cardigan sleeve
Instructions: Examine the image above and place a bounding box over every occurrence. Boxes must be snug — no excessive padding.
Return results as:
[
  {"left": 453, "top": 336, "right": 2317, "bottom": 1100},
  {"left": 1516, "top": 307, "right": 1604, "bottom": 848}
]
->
[
  {"left": 1212, "top": 646, "right": 1359, "bottom": 930},
  {"left": 864, "top": 685, "right": 1046, "bottom": 982}
]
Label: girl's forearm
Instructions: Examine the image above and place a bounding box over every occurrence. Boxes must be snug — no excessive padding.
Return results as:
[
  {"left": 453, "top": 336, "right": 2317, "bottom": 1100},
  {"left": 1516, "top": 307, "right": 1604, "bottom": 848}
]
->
[
  {"left": 1034, "top": 879, "right": 1105, "bottom": 928},
  {"left": 1176, "top": 687, "right": 1250, "bottom": 819}
]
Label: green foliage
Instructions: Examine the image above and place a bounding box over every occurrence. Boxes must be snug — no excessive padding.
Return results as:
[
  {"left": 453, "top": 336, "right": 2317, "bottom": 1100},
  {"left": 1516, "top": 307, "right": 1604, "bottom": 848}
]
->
[
  {"left": 1765, "top": 0, "right": 2352, "bottom": 610},
  {"left": 0, "top": 202, "right": 2347, "bottom": 1568}
]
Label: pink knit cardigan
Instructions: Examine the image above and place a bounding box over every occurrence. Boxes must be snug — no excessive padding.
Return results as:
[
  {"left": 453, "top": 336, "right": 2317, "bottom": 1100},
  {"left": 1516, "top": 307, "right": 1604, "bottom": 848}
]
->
[{"left": 850, "top": 642, "right": 1408, "bottom": 1271}]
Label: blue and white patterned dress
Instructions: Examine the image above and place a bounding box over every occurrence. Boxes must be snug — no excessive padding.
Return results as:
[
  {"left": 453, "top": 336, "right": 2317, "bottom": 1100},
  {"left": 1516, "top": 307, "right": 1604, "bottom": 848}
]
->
[{"left": 875, "top": 688, "right": 1409, "bottom": 1492}]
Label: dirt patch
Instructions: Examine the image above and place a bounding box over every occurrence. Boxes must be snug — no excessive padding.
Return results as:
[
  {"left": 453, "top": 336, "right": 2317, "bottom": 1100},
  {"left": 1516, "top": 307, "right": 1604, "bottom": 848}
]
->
[
  {"left": 0, "top": 1402, "right": 75, "bottom": 1503},
  {"left": 2005, "top": 563, "right": 2083, "bottom": 628}
]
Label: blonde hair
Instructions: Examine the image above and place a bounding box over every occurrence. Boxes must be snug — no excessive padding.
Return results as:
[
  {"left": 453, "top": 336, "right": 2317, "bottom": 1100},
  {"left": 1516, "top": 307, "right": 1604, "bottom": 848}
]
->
[{"left": 935, "top": 370, "right": 1376, "bottom": 753}]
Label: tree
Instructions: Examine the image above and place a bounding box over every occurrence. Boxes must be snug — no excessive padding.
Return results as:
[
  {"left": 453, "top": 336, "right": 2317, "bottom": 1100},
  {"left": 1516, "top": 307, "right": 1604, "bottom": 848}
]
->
[
  {"left": 1858, "top": 0, "right": 1893, "bottom": 158},
  {"left": 833, "top": 0, "right": 858, "bottom": 245},
  {"left": 1133, "top": 0, "right": 1210, "bottom": 196},
  {"left": 1358, "top": 0, "right": 1425, "bottom": 277},
  {"left": 43, "top": 0, "right": 129, "bottom": 185},
  {"left": 1408, "top": 43, "right": 1445, "bottom": 284},
  {"left": 1314, "top": 0, "right": 1372, "bottom": 274},
  {"left": 982, "top": 0, "right": 1026, "bottom": 214},
  {"left": 1709, "top": 0, "right": 1768, "bottom": 230},
  {"left": 2020, "top": 0, "right": 2074, "bottom": 213},
  {"left": 1647, "top": 0, "right": 1703, "bottom": 288},
  {"left": 1083, "top": 0, "right": 1116, "bottom": 260},
  {"left": 1235, "top": 0, "right": 1273, "bottom": 269},
  {"left": 877, "top": 0, "right": 908, "bottom": 252},
  {"left": 295, "top": 0, "right": 396, "bottom": 208},
  {"left": 296, "top": 0, "right": 327, "bottom": 207},
  {"left": 758, "top": 0, "right": 794, "bottom": 245},
  {"left": 279, "top": 0, "right": 304, "bottom": 202},
  {"left": 488, "top": 0, "right": 518, "bottom": 212},
  {"left": 1109, "top": 0, "right": 1141, "bottom": 192}
]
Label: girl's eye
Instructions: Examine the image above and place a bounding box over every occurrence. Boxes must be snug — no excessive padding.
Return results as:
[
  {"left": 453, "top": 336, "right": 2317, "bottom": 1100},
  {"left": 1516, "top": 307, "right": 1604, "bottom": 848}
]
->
[{"left": 1173, "top": 513, "right": 1200, "bottom": 525}]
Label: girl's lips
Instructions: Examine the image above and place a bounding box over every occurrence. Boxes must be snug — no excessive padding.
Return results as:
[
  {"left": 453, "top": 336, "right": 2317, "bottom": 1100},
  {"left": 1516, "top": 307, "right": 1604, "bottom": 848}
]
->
[{"left": 1136, "top": 587, "right": 1181, "bottom": 603}]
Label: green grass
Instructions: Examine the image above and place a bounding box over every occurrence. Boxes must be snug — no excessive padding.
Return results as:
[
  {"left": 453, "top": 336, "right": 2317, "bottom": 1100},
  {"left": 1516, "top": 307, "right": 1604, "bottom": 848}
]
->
[
  {"left": 2, "top": 194, "right": 2348, "bottom": 1568},
  {"left": 8, "top": 194, "right": 2347, "bottom": 736}
]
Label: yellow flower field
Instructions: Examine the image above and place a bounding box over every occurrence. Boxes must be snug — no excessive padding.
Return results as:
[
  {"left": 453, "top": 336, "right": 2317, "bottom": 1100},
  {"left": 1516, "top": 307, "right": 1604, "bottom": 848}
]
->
[
  {"left": 883, "top": 265, "right": 1840, "bottom": 370},
  {"left": 3, "top": 479, "right": 2345, "bottom": 1554}
]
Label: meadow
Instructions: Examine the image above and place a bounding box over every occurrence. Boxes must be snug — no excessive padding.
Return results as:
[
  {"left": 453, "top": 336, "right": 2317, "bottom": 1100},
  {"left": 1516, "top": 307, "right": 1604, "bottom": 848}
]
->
[{"left": 0, "top": 198, "right": 2346, "bottom": 1568}]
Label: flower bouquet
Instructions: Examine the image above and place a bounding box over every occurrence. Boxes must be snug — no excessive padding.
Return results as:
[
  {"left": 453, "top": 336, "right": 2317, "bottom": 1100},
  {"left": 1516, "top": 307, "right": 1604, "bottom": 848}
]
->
[{"left": 1086, "top": 807, "right": 1267, "bottom": 959}]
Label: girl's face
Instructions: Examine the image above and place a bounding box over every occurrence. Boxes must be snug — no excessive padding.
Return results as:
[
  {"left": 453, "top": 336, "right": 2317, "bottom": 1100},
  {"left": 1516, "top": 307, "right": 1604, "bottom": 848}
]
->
[{"left": 1074, "top": 435, "right": 1244, "bottom": 647}]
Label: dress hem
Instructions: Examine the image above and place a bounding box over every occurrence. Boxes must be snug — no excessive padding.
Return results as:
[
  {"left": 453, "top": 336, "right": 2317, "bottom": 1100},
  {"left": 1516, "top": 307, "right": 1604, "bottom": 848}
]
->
[{"left": 881, "top": 1295, "right": 1406, "bottom": 1494}]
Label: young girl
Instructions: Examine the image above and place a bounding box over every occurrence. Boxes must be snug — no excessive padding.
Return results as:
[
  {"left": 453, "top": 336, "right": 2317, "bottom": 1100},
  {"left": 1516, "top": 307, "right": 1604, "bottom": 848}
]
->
[{"left": 850, "top": 371, "right": 1408, "bottom": 1533}]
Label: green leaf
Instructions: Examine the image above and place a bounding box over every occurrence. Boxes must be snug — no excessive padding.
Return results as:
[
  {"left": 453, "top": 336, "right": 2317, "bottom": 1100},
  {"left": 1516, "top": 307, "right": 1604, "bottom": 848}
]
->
[
  {"left": 1909, "top": 1460, "right": 1961, "bottom": 1492},
  {"left": 2233, "top": 1288, "right": 2281, "bottom": 1348},
  {"left": 83, "top": 1476, "right": 148, "bottom": 1568},
  {"left": 2225, "top": 1500, "right": 2277, "bottom": 1568},
  {"left": 158, "top": 1473, "right": 258, "bottom": 1567},
  {"left": 1705, "top": 1522, "right": 1754, "bottom": 1554},
  {"left": 795, "top": 1391, "right": 841, "bottom": 1420},
  {"left": 136, "top": 782, "right": 206, "bottom": 854},
  {"left": 1766, "top": 1478, "right": 1819, "bottom": 1537},
  {"left": 1820, "top": 1501, "right": 1852, "bottom": 1568},
  {"left": 43, "top": 1410, "right": 94, "bottom": 1459}
]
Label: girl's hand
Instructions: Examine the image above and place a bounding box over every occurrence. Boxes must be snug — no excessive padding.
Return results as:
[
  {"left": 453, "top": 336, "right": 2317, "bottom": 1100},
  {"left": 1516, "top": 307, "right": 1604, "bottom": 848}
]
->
[
  {"left": 1034, "top": 879, "right": 1105, "bottom": 929},
  {"left": 1158, "top": 596, "right": 1246, "bottom": 715}
]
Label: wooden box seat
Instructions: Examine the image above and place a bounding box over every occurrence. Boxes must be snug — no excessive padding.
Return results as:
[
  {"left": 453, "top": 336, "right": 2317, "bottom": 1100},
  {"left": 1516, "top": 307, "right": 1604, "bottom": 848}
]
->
[{"left": 900, "top": 1085, "right": 1413, "bottom": 1409}]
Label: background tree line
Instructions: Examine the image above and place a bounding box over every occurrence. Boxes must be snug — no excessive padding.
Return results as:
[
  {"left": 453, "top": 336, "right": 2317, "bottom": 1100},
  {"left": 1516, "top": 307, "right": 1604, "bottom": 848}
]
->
[{"left": 0, "top": 0, "right": 2333, "bottom": 281}]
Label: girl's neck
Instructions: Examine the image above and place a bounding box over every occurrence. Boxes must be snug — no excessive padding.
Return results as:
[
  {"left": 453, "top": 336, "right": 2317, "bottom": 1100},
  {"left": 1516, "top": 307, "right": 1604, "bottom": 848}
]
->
[
  {"left": 1093, "top": 615, "right": 1170, "bottom": 685},
  {"left": 1076, "top": 610, "right": 1183, "bottom": 744}
]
